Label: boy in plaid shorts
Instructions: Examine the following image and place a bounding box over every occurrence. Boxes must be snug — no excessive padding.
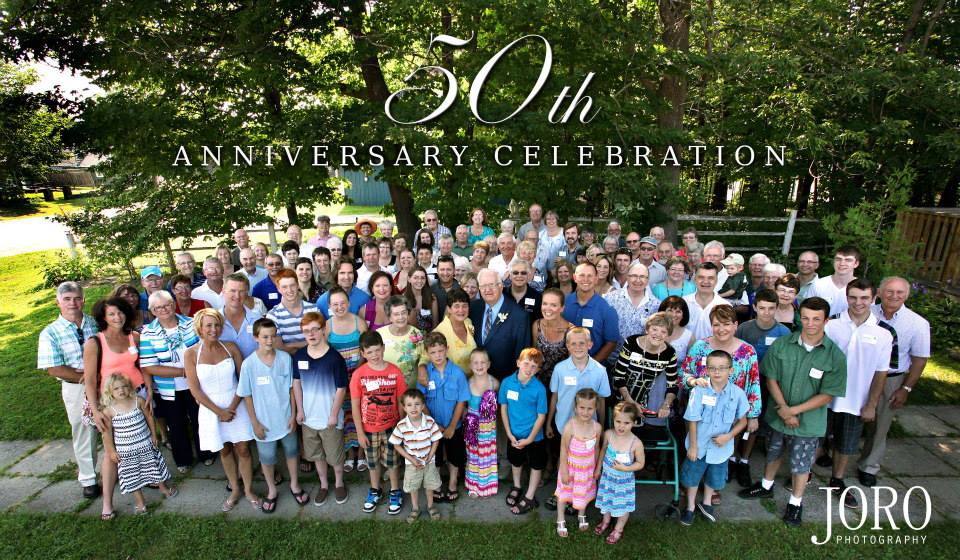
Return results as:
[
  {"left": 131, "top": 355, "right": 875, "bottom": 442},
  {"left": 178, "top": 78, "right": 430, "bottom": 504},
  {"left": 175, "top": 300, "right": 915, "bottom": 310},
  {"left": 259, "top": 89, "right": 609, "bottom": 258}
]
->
[{"left": 350, "top": 331, "right": 408, "bottom": 514}]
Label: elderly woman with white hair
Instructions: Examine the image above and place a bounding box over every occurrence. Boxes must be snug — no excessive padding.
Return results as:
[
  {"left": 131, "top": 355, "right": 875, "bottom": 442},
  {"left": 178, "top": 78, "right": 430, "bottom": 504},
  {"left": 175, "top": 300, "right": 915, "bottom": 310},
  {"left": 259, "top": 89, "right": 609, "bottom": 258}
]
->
[
  {"left": 139, "top": 290, "right": 215, "bottom": 472},
  {"left": 762, "top": 263, "right": 787, "bottom": 290}
]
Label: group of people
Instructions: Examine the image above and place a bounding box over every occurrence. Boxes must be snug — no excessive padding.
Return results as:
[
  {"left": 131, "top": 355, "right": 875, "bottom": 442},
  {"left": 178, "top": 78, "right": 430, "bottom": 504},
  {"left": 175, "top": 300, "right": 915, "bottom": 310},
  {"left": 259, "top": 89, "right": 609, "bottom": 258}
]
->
[{"left": 37, "top": 203, "right": 931, "bottom": 538}]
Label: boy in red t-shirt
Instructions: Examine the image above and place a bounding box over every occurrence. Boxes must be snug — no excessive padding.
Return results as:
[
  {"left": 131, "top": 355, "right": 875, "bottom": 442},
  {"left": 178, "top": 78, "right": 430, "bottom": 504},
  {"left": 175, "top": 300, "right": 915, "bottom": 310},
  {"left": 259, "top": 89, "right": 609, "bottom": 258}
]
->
[{"left": 350, "top": 331, "right": 408, "bottom": 514}]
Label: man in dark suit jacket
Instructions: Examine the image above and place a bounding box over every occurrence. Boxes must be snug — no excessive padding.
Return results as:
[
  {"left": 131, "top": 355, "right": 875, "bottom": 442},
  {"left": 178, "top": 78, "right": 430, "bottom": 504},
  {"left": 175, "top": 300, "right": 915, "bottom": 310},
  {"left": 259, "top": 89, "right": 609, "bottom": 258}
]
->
[{"left": 470, "top": 269, "right": 531, "bottom": 380}]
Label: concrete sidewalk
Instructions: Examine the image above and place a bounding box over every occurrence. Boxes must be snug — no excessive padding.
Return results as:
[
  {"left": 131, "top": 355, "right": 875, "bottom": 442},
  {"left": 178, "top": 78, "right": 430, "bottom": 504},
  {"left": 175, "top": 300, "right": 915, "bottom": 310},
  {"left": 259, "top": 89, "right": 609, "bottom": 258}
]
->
[{"left": 1, "top": 406, "right": 958, "bottom": 525}]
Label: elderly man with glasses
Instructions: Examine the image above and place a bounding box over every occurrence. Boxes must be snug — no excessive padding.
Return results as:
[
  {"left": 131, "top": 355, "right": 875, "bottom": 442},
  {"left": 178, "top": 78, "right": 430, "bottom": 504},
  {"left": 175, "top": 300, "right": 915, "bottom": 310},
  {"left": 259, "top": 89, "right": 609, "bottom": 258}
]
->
[
  {"left": 630, "top": 236, "right": 666, "bottom": 285},
  {"left": 469, "top": 269, "right": 531, "bottom": 380},
  {"left": 414, "top": 209, "right": 451, "bottom": 252}
]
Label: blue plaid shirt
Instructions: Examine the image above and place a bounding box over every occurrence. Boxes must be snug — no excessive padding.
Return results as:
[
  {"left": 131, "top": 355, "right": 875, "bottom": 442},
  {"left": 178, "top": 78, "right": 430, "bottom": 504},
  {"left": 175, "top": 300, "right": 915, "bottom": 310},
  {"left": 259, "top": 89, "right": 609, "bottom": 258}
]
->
[{"left": 37, "top": 314, "right": 98, "bottom": 372}]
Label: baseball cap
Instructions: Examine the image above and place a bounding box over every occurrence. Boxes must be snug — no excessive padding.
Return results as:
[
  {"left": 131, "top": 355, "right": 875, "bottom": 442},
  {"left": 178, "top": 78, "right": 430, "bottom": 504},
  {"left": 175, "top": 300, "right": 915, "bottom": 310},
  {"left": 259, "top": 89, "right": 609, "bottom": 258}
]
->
[
  {"left": 140, "top": 265, "right": 163, "bottom": 279},
  {"left": 721, "top": 253, "right": 745, "bottom": 266},
  {"left": 639, "top": 236, "right": 659, "bottom": 247}
]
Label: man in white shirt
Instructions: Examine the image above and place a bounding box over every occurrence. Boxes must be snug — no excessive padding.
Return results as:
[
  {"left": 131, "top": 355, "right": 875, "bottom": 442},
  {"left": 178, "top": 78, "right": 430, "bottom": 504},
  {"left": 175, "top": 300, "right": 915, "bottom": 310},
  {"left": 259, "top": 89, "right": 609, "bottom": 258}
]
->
[
  {"left": 191, "top": 257, "right": 225, "bottom": 308},
  {"left": 237, "top": 247, "right": 267, "bottom": 287},
  {"left": 355, "top": 242, "right": 387, "bottom": 295},
  {"left": 806, "top": 245, "right": 860, "bottom": 317},
  {"left": 683, "top": 262, "right": 731, "bottom": 340},
  {"left": 823, "top": 278, "right": 892, "bottom": 508},
  {"left": 795, "top": 251, "right": 820, "bottom": 301},
  {"left": 488, "top": 233, "right": 517, "bottom": 280},
  {"left": 858, "top": 276, "right": 931, "bottom": 488}
]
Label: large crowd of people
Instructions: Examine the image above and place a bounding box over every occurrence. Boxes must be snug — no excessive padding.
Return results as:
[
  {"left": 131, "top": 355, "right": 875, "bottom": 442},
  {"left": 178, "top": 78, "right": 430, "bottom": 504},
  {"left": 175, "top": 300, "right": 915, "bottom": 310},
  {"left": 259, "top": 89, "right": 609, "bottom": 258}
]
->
[{"left": 37, "top": 203, "right": 931, "bottom": 539}]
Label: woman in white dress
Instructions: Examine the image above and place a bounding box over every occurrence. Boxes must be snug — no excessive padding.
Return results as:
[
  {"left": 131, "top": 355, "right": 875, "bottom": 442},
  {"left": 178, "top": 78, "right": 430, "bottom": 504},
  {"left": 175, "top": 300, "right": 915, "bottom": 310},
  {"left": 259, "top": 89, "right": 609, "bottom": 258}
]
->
[{"left": 184, "top": 308, "right": 260, "bottom": 512}]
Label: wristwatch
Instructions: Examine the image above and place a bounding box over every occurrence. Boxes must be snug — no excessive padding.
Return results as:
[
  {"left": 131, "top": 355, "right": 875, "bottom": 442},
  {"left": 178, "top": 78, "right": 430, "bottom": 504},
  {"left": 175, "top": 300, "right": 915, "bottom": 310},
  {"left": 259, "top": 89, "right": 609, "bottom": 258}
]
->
[{"left": 901, "top": 385, "right": 913, "bottom": 393}]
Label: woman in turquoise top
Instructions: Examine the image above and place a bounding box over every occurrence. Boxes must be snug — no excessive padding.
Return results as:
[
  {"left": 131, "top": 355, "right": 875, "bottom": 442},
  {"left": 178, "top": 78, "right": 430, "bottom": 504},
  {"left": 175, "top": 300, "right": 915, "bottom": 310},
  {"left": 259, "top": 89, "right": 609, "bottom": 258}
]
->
[
  {"left": 651, "top": 257, "right": 696, "bottom": 300},
  {"left": 325, "top": 288, "right": 367, "bottom": 472},
  {"left": 467, "top": 208, "right": 495, "bottom": 245}
]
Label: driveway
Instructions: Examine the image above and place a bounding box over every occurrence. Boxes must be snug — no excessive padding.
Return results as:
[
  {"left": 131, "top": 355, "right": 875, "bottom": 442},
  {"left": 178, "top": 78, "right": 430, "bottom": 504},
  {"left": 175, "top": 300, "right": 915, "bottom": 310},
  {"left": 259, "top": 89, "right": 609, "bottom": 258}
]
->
[{"left": 0, "top": 216, "right": 72, "bottom": 257}]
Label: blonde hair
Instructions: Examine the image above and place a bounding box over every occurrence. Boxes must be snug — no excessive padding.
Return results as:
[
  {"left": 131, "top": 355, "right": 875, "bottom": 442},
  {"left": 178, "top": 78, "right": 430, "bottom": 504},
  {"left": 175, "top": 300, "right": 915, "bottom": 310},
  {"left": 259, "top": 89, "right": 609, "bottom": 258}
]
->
[
  {"left": 100, "top": 374, "right": 135, "bottom": 407},
  {"left": 192, "top": 308, "right": 224, "bottom": 337},
  {"left": 644, "top": 311, "right": 675, "bottom": 336}
]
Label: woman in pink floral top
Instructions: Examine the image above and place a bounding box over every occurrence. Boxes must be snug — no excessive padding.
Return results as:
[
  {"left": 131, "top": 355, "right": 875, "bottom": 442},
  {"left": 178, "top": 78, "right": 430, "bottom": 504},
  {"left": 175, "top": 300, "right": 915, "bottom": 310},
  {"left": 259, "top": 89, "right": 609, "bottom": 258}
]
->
[{"left": 376, "top": 295, "right": 426, "bottom": 387}]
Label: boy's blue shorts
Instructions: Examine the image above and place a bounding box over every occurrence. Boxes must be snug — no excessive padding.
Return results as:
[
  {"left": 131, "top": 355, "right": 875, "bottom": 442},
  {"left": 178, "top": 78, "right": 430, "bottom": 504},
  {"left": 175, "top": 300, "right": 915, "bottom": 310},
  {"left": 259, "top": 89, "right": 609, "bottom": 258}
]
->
[{"left": 680, "top": 456, "right": 727, "bottom": 490}]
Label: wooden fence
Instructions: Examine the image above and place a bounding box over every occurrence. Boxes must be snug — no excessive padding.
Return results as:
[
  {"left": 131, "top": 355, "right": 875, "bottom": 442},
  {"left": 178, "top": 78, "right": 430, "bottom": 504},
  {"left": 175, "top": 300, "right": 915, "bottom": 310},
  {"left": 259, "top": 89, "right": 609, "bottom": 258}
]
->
[{"left": 899, "top": 208, "right": 960, "bottom": 291}]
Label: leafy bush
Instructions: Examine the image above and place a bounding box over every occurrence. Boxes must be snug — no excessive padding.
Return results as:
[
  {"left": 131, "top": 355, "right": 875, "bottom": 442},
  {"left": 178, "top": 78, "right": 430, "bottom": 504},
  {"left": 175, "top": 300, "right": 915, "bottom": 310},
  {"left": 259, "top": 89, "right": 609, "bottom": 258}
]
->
[
  {"left": 908, "top": 287, "right": 960, "bottom": 353},
  {"left": 40, "top": 252, "right": 94, "bottom": 288}
]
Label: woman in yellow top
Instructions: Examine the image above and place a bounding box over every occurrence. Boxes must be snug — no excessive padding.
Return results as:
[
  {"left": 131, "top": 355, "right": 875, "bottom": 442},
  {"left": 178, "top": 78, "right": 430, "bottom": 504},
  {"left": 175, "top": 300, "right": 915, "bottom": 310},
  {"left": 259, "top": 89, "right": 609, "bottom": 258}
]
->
[{"left": 430, "top": 288, "right": 476, "bottom": 374}]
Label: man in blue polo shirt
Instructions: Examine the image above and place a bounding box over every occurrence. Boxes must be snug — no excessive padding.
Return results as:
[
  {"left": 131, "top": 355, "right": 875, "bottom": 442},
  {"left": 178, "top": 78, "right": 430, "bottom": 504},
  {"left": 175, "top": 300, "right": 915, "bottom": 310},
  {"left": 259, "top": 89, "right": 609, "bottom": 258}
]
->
[
  {"left": 562, "top": 262, "right": 619, "bottom": 362},
  {"left": 315, "top": 260, "right": 371, "bottom": 319},
  {"left": 218, "top": 273, "right": 262, "bottom": 358},
  {"left": 252, "top": 254, "right": 285, "bottom": 311}
]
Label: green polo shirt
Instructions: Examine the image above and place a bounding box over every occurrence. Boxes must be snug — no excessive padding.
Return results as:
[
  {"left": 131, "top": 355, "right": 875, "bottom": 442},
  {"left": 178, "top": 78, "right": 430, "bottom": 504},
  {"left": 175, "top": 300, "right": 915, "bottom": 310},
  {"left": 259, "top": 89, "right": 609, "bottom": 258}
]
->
[{"left": 761, "top": 331, "right": 847, "bottom": 438}]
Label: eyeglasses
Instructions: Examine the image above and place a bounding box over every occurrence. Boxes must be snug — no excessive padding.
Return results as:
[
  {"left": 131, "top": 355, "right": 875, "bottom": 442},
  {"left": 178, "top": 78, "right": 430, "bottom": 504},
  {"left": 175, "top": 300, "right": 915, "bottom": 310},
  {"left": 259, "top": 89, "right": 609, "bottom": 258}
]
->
[
  {"left": 425, "top": 218, "right": 437, "bottom": 223},
  {"left": 511, "top": 270, "right": 528, "bottom": 276},
  {"left": 626, "top": 239, "right": 640, "bottom": 244},
  {"left": 627, "top": 274, "right": 648, "bottom": 281},
  {"left": 705, "top": 366, "right": 728, "bottom": 373},
  {"left": 152, "top": 303, "right": 174, "bottom": 312},
  {"left": 302, "top": 327, "right": 323, "bottom": 334},
  {"left": 478, "top": 283, "right": 499, "bottom": 290},
  {"left": 639, "top": 246, "right": 655, "bottom": 251}
]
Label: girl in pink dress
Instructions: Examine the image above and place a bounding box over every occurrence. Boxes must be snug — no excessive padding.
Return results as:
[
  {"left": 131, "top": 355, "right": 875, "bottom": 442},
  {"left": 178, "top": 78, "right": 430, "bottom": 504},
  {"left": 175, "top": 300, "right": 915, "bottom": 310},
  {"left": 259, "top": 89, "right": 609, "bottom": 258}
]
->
[{"left": 554, "top": 388, "right": 603, "bottom": 537}]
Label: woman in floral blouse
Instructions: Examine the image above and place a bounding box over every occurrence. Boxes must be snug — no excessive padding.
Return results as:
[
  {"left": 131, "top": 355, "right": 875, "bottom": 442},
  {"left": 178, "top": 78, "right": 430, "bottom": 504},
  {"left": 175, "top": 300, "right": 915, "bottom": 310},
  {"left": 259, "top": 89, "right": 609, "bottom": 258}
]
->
[{"left": 376, "top": 295, "right": 426, "bottom": 387}]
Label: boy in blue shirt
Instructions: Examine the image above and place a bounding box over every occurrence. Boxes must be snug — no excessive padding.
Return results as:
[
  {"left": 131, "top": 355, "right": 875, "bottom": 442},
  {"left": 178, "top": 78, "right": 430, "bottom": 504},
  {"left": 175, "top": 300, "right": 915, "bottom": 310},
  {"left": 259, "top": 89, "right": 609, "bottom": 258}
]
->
[
  {"left": 237, "top": 318, "right": 307, "bottom": 513},
  {"left": 499, "top": 348, "right": 549, "bottom": 515},
  {"left": 679, "top": 349, "right": 749, "bottom": 526},
  {"left": 417, "top": 332, "right": 471, "bottom": 502}
]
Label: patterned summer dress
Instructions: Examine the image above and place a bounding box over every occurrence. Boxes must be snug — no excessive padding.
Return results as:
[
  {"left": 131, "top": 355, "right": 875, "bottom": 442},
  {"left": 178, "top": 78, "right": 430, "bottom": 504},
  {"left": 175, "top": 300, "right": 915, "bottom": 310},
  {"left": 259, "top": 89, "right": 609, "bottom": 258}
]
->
[
  {"left": 110, "top": 403, "right": 171, "bottom": 494},
  {"left": 595, "top": 436, "right": 639, "bottom": 517},
  {"left": 329, "top": 317, "right": 363, "bottom": 449},
  {"left": 464, "top": 377, "right": 498, "bottom": 497},
  {"left": 554, "top": 421, "right": 600, "bottom": 509},
  {"left": 535, "top": 325, "right": 569, "bottom": 389}
]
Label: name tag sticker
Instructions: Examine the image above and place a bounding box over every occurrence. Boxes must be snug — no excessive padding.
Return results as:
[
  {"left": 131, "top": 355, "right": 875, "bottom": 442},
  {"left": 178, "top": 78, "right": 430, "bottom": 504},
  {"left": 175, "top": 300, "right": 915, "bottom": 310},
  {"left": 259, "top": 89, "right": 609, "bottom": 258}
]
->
[
  {"left": 246, "top": 325, "right": 254, "bottom": 334},
  {"left": 298, "top": 361, "right": 309, "bottom": 370},
  {"left": 809, "top": 368, "right": 824, "bottom": 379},
  {"left": 524, "top": 298, "right": 535, "bottom": 306},
  {"left": 702, "top": 395, "right": 717, "bottom": 407},
  {"left": 630, "top": 352, "right": 641, "bottom": 362},
  {"left": 365, "top": 380, "right": 380, "bottom": 391},
  {"left": 615, "top": 452, "right": 630, "bottom": 463},
  {"left": 127, "top": 346, "right": 138, "bottom": 355},
  {"left": 507, "top": 390, "right": 519, "bottom": 401},
  {"left": 563, "top": 376, "right": 577, "bottom": 386},
  {"left": 534, "top": 275, "right": 543, "bottom": 283},
  {"left": 419, "top": 308, "right": 431, "bottom": 317},
  {"left": 861, "top": 334, "right": 878, "bottom": 345},
  {"left": 701, "top": 356, "right": 707, "bottom": 366},
  {"left": 428, "top": 381, "right": 436, "bottom": 391},
  {"left": 256, "top": 376, "right": 271, "bottom": 386},
  {"left": 559, "top": 251, "right": 566, "bottom": 257},
  {"left": 582, "top": 318, "right": 594, "bottom": 328},
  {"left": 765, "top": 336, "right": 777, "bottom": 347},
  {"left": 742, "top": 431, "right": 751, "bottom": 441},
  {"left": 585, "top": 438, "right": 596, "bottom": 450},
  {"left": 268, "top": 293, "right": 278, "bottom": 300}
]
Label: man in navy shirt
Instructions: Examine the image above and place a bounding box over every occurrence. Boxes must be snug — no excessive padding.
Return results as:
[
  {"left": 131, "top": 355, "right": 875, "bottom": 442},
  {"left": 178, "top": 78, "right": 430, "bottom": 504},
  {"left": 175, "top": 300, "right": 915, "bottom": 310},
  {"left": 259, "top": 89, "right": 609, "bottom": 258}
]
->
[
  {"left": 469, "top": 269, "right": 531, "bottom": 380},
  {"left": 562, "top": 262, "right": 619, "bottom": 362},
  {"left": 252, "top": 254, "right": 285, "bottom": 311}
]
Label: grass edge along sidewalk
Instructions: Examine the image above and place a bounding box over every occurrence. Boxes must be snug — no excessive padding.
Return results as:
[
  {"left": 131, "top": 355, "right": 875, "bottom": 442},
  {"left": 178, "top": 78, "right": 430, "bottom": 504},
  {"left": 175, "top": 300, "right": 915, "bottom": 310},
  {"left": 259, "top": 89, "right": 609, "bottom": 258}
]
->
[{"left": 0, "top": 513, "right": 955, "bottom": 560}]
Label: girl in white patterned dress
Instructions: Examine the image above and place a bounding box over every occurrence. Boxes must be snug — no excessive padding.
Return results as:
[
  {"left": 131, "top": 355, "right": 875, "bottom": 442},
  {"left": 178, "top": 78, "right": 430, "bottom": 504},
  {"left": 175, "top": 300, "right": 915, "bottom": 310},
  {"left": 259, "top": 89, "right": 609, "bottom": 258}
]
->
[{"left": 101, "top": 374, "right": 177, "bottom": 517}]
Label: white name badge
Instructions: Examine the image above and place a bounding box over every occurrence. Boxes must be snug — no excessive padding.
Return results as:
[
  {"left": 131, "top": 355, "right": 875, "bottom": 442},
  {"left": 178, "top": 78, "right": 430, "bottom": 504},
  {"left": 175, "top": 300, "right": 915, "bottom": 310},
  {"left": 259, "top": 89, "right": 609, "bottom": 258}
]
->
[
  {"left": 861, "top": 334, "right": 878, "bottom": 345},
  {"left": 246, "top": 325, "right": 254, "bottom": 334},
  {"left": 702, "top": 395, "right": 717, "bottom": 407},
  {"left": 298, "top": 360, "right": 309, "bottom": 370},
  {"left": 534, "top": 275, "right": 543, "bottom": 283},
  {"left": 615, "top": 452, "right": 630, "bottom": 463},
  {"left": 268, "top": 293, "right": 278, "bottom": 300},
  {"left": 256, "top": 376, "right": 271, "bottom": 386},
  {"left": 127, "top": 346, "right": 138, "bottom": 355},
  {"left": 582, "top": 318, "right": 594, "bottom": 328},
  {"left": 419, "top": 308, "right": 431, "bottom": 317},
  {"left": 507, "top": 390, "right": 519, "bottom": 401},
  {"left": 630, "top": 352, "right": 642, "bottom": 362},
  {"left": 585, "top": 438, "right": 596, "bottom": 450},
  {"left": 701, "top": 356, "right": 708, "bottom": 366},
  {"left": 524, "top": 298, "right": 535, "bottom": 306},
  {"left": 809, "top": 368, "right": 824, "bottom": 379},
  {"left": 563, "top": 376, "right": 577, "bottom": 386},
  {"left": 365, "top": 380, "right": 380, "bottom": 391},
  {"left": 559, "top": 251, "right": 567, "bottom": 258},
  {"left": 428, "top": 381, "right": 436, "bottom": 391},
  {"left": 765, "top": 336, "right": 777, "bottom": 347}
]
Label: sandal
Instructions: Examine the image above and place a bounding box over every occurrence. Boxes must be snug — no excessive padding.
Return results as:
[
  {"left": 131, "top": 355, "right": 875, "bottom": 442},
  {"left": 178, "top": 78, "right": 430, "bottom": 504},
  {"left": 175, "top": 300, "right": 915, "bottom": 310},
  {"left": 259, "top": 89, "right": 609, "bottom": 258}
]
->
[
  {"left": 446, "top": 489, "right": 460, "bottom": 502},
  {"left": 164, "top": 487, "right": 179, "bottom": 499},
  {"left": 594, "top": 518, "right": 611, "bottom": 536},
  {"left": 343, "top": 459, "right": 355, "bottom": 473},
  {"left": 290, "top": 488, "right": 310, "bottom": 506},
  {"left": 556, "top": 520, "right": 568, "bottom": 538},
  {"left": 261, "top": 496, "right": 277, "bottom": 514},
  {"left": 203, "top": 458, "right": 215, "bottom": 467},
  {"left": 100, "top": 511, "right": 116, "bottom": 521},
  {"left": 247, "top": 496, "right": 261, "bottom": 511},
  {"left": 578, "top": 514, "right": 590, "bottom": 531},
  {"left": 606, "top": 529, "right": 623, "bottom": 545},
  {"left": 407, "top": 508, "right": 420, "bottom": 524},
  {"left": 221, "top": 497, "right": 239, "bottom": 512},
  {"left": 432, "top": 489, "right": 449, "bottom": 503},
  {"left": 510, "top": 496, "right": 538, "bottom": 515},
  {"left": 429, "top": 506, "right": 440, "bottom": 520},
  {"left": 134, "top": 505, "right": 148, "bottom": 515},
  {"left": 544, "top": 495, "right": 558, "bottom": 510},
  {"left": 505, "top": 486, "right": 522, "bottom": 507},
  {"left": 356, "top": 459, "right": 368, "bottom": 472}
]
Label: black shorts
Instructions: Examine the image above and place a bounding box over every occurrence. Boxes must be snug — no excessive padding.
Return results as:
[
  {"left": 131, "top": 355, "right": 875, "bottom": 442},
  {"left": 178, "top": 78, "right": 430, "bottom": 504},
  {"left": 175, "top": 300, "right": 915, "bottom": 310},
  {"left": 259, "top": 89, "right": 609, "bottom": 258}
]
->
[
  {"left": 507, "top": 439, "right": 547, "bottom": 471},
  {"left": 436, "top": 427, "right": 466, "bottom": 468}
]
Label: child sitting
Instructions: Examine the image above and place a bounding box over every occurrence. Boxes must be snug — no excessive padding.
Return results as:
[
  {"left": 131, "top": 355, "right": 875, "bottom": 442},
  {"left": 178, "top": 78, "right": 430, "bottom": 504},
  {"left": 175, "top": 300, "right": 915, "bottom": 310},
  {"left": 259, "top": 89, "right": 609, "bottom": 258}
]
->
[
  {"left": 500, "top": 348, "right": 548, "bottom": 515},
  {"left": 679, "top": 350, "right": 749, "bottom": 526},
  {"left": 350, "top": 331, "right": 408, "bottom": 515},
  {"left": 718, "top": 253, "right": 748, "bottom": 305},
  {"left": 389, "top": 389, "right": 443, "bottom": 522},
  {"left": 594, "top": 402, "right": 645, "bottom": 544},
  {"left": 101, "top": 374, "right": 177, "bottom": 518}
]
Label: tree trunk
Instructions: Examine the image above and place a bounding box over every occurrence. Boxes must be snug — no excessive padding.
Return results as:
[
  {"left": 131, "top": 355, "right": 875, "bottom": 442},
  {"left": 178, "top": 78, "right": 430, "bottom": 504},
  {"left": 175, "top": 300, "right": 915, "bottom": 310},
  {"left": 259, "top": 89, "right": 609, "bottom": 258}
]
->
[
  {"left": 656, "top": 0, "right": 691, "bottom": 240},
  {"left": 938, "top": 165, "right": 959, "bottom": 207},
  {"left": 711, "top": 173, "right": 728, "bottom": 210},
  {"left": 920, "top": 0, "right": 947, "bottom": 54},
  {"left": 796, "top": 171, "right": 814, "bottom": 215},
  {"left": 286, "top": 201, "right": 299, "bottom": 227},
  {"left": 898, "top": 0, "right": 926, "bottom": 52}
]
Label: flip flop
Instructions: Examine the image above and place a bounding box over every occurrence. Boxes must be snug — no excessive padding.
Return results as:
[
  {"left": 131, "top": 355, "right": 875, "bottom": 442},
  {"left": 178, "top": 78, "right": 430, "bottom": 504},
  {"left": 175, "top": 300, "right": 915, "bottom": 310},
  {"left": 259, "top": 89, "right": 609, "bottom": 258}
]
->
[
  {"left": 221, "top": 497, "right": 239, "bottom": 512},
  {"left": 100, "top": 511, "right": 116, "bottom": 521},
  {"left": 290, "top": 488, "right": 310, "bottom": 506},
  {"left": 261, "top": 496, "right": 277, "bottom": 514},
  {"left": 248, "top": 497, "right": 261, "bottom": 510}
]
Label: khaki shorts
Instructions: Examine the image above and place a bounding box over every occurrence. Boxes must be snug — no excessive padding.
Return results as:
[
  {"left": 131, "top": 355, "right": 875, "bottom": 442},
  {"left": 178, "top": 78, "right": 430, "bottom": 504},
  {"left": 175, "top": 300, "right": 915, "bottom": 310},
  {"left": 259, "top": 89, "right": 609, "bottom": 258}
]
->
[
  {"left": 403, "top": 462, "right": 441, "bottom": 494},
  {"left": 302, "top": 425, "right": 346, "bottom": 465}
]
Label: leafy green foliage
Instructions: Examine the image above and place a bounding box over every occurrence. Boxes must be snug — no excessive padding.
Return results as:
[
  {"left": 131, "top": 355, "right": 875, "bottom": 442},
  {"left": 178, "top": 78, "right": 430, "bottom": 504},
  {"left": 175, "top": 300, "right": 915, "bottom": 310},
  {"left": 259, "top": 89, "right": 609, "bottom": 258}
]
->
[
  {"left": 38, "top": 251, "right": 93, "bottom": 288},
  {"left": 909, "top": 288, "right": 960, "bottom": 353}
]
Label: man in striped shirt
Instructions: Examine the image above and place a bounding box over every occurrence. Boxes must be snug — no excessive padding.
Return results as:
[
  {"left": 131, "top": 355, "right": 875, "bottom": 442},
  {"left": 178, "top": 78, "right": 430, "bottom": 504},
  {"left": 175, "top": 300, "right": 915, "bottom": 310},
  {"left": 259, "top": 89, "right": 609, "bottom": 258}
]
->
[{"left": 266, "top": 269, "right": 317, "bottom": 355}]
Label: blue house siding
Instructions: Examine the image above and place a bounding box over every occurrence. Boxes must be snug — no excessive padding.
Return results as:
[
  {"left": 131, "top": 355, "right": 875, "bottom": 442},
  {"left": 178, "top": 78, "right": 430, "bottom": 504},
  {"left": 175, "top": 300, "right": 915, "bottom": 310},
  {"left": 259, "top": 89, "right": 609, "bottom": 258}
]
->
[{"left": 341, "top": 167, "right": 391, "bottom": 206}]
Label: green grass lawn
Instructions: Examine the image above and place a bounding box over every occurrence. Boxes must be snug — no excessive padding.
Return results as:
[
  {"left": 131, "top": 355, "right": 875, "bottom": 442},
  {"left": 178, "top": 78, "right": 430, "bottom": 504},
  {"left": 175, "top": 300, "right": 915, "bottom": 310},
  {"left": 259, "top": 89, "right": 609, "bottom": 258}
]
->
[
  {"left": 0, "top": 187, "right": 98, "bottom": 221},
  {"left": 0, "top": 513, "right": 953, "bottom": 560}
]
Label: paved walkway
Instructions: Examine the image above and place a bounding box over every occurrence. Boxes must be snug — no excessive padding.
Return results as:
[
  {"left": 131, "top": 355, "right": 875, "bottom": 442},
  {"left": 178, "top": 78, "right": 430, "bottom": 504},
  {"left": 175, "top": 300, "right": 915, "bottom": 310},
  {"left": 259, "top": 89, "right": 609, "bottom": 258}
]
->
[
  {"left": 0, "top": 216, "right": 72, "bottom": 257},
  {"left": 1, "top": 406, "right": 958, "bottom": 524}
]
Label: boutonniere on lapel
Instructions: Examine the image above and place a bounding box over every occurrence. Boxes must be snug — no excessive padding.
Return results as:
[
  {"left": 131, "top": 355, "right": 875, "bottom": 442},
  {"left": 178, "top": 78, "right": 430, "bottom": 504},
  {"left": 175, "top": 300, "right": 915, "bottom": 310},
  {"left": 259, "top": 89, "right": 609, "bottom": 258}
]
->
[
  {"left": 409, "top": 332, "right": 424, "bottom": 344},
  {"left": 497, "top": 312, "right": 509, "bottom": 323}
]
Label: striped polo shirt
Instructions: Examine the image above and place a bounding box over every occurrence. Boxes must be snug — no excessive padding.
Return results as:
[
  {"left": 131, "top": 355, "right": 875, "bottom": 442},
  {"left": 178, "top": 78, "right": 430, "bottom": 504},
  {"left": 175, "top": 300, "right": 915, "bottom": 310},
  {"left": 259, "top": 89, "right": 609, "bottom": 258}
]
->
[
  {"left": 266, "top": 300, "right": 318, "bottom": 345},
  {"left": 388, "top": 414, "right": 443, "bottom": 465}
]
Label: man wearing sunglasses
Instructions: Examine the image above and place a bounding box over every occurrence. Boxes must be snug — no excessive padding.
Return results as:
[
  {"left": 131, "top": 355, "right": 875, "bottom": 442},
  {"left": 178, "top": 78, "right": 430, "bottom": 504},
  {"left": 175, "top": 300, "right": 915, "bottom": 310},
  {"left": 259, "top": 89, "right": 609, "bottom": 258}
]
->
[{"left": 631, "top": 236, "right": 666, "bottom": 285}]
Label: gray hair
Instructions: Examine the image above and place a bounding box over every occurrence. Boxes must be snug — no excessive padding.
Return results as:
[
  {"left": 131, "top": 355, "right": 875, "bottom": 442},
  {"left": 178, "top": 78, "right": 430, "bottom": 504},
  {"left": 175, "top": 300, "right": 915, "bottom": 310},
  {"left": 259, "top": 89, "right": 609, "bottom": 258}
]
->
[
  {"left": 497, "top": 232, "right": 516, "bottom": 243},
  {"left": 148, "top": 289, "right": 174, "bottom": 309},
  {"left": 56, "top": 281, "right": 84, "bottom": 299},
  {"left": 423, "top": 209, "right": 439, "bottom": 219},
  {"left": 326, "top": 238, "right": 342, "bottom": 249},
  {"left": 762, "top": 263, "right": 786, "bottom": 275},
  {"left": 704, "top": 240, "right": 726, "bottom": 256},
  {"left": 750, "top": 253, "right": 770, "bottom": 265},
  {"left": 202, "top": 256, "right": 223, "bottom": 272},
  {"left": 878, "top": 276, "right": 910, "bottom": 293},
  {"left": 500, "top": 219, "right": 515, "bottom": 231},
  {"left": 438, "top": 233, "right": 454, "bottom": 243},
  {"left": 384, "top": 294, "right": 411, "bottom": 315},
  {"left": 510, "top": 259, "right": 531, "bottom": 272},
  {"left": 603, "top": 235, "right": 620, "bottom": 247}
]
